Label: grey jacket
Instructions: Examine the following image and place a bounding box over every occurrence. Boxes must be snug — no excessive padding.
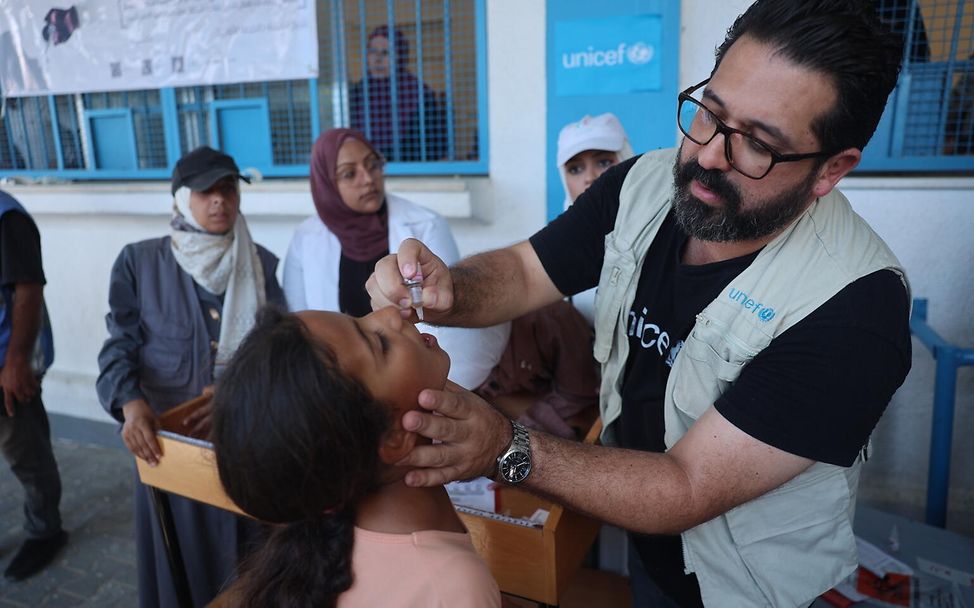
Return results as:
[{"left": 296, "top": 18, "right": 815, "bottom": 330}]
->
[{"left": 97, "top": 236, "right": 285, "bottom": 421}]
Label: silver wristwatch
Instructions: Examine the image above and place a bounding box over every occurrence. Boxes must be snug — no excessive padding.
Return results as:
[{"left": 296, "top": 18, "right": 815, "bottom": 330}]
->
[{"left": 496, "top": 420, "right": 532, "bottom": 484}]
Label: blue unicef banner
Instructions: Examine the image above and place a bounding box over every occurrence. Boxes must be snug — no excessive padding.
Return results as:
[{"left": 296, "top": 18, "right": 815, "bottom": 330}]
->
[
  {"left": 555, "top": 16, "right": 662, "bottom": 96},
  {"left": 546, "top": 0, "right": 680, "bottom": 222}
]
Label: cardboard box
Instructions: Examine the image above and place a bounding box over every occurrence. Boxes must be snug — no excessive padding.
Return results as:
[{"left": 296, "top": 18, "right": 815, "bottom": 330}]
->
[
  {"left": 456, "top": 420, "right": 603, "bottom": 605},
  {"left": 138, "top": 396, "right": 602, "bottom": 604},
  {"left": 135, "top": 395, "right": 246, "bottom": 517}
]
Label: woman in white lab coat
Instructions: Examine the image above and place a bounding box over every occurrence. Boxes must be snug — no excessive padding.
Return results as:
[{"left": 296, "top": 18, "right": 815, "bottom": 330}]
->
[{"left": 284, "top": 128, "right": 507, "bottom": 389}]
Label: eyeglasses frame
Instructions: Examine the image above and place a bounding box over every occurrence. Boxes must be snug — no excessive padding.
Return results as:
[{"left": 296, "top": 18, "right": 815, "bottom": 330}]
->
[
  {"left": 335, "top": 154, "right": 386, "bottom": 185},
  {"left": 677, "top": 79, "right": 836, "bottom": 180}
]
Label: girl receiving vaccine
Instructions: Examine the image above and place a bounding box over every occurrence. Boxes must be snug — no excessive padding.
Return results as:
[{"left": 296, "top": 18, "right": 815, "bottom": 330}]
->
[{"left": 210, "top": 306, "right": 501, "bottom": 607}]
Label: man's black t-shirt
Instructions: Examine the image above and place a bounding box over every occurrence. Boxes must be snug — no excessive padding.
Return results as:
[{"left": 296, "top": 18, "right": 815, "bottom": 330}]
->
[{"left": 529, "top": 156, "right": 911, "bottom": 606}]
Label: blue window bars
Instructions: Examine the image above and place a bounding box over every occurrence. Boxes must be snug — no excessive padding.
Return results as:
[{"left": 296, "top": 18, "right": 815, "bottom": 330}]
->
[
  {"left": 860, "top": 0, "right": 974, "bottom": 171},
  {"left": 0, "top": 0, "right": 487, "bottom": 181}
]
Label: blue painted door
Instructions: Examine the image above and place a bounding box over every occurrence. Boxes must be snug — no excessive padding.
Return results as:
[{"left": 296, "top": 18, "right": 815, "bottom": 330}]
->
[
  {"left": 86, "top": 109, "right": 138, "bottom": 170},
  {"left": 209, "top": 99, "right": 273, "bottom": 171}
]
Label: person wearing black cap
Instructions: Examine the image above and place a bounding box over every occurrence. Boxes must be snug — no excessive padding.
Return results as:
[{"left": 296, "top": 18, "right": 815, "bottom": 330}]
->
[{"left": 96, "top": 146, "right": 285, "bottom": 608}]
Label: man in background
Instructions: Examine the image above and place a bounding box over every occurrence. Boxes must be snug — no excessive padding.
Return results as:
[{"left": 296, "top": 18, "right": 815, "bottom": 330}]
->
[{"left": 0, "top": 188, "right": 66, "bottom": 581}]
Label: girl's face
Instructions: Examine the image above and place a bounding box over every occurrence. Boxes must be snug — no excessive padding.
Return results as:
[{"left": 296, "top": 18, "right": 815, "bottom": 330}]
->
[
  {"left": 297, "top": 308, "right": 450, "bottom": 410},
  {"left": 335, "top": 138, "right": 386, "bottom": 214},
  {"left": 564, "top": 149, "right": 620, "bottom": 201}
]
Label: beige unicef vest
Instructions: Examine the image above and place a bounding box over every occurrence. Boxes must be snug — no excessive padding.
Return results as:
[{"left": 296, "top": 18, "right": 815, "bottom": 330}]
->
[{"left": 593, "top": 149, "right": 909, "bottom": 607}]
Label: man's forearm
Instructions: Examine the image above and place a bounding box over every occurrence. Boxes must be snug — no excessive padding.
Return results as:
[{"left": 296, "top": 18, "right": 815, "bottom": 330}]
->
[
  {"left": 445, "top": 242, "right": 562, "bottom": 328},
  {"left": 522, "top": 431, "right": 701, "bottom": 535},
  {"left": 7, "top": 283, "right": 43, "bottom": 363}
]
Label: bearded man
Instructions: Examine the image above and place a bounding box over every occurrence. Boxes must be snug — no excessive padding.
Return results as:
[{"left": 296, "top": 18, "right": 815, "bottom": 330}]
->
[{"left": 367, "top": 2, "right": 911, "bottom": 606}]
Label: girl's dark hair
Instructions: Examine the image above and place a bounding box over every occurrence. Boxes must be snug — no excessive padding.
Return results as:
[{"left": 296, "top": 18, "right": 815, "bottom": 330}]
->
[
  {"left": 714, "top": 0, "right": 903, "bottom": 153},
  {"left": 211, "top": 306, "right": 391, "bottom": 607}
]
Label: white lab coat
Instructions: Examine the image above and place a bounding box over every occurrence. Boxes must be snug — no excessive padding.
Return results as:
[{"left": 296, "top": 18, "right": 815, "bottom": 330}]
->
[{"left": 284, "top": 193, "right": 510, "bottom": 389}]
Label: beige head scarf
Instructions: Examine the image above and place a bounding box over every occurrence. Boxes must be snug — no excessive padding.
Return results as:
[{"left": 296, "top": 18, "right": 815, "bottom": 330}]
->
[{"left": 170, "top": 186, "right": 266, "bottom": 375}]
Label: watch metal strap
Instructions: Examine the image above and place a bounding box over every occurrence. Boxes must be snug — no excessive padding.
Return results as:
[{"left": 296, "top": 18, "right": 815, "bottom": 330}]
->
[{"left": 510, "top": 419, "right": 530, "bottom": 452}]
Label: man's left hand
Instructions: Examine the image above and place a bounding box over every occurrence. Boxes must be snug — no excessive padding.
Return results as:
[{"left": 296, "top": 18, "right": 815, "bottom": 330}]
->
[
  {"left": 0, "top": 357, "right": 38, "bottom": 417},
  {"left": 398, "top": 381, "right": 512, "bottom": 487}
]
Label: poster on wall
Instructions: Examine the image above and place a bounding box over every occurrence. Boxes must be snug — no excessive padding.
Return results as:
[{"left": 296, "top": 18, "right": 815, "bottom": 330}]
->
[
  {"left": 554, "top": 15, "right": 662, "bottom": 96},
  {"left": 0, "top": 0, "right": 318, "bottom": 97}
]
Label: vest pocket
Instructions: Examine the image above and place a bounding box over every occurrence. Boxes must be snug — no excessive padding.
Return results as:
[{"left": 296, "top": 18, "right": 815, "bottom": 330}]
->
[
  {"left": 723, "top": 468, "right": 857, "bottom": 606},
  {"left": 671, "top": 333, "right": 749, "bottom": 420},
  {"left": 139, "top": 316, "right": 193, "bottom": 391}
]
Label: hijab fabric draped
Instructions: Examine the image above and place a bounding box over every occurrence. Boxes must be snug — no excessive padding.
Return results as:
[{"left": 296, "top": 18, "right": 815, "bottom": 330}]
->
[
  {"left": 170, "top": 186, "right": 266, "bottom": 373},
  {"left": 310, "top": 128, "right": 389, "bottom": 262}
]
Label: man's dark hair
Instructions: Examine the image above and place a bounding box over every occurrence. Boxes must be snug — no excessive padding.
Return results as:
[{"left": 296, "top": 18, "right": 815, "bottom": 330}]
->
[{"left": 714, "top": 0, "right": 904, "bottom": 152}]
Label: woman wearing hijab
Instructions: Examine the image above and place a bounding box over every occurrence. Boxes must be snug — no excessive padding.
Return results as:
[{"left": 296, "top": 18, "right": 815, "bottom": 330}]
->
[
  {"left": 349, "top": 25, "right": 448, "bottom": 162},
  {"left": 284, "top": 128, "right": 507, "bottom": 390},
  {"left": 96, "top": 146, "right": 285, "bottom": 608}
]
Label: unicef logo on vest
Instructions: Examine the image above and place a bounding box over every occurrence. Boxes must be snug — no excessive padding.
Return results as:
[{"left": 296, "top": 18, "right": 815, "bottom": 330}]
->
[
  {"left": 554, "top": 15, "right": 662, "bottom": 96},
  {"left": 728, "top": 287, "right": 776, "bottom": 323}
]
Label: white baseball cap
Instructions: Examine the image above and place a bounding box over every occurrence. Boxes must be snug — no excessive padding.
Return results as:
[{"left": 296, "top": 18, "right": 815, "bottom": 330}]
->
[{"left": 557, "top": 113, "right": 629, "bottom": 166}]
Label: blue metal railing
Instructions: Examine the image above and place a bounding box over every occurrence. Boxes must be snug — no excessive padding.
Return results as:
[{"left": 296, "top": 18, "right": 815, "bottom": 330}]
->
[{"left": 909, "top": 297, "right": 974, "bottom": 528}]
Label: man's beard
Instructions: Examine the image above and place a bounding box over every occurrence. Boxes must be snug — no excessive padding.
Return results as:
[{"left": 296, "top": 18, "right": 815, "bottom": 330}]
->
[{"left": 671, "top": 151, "right": 818, "bottom": 243}]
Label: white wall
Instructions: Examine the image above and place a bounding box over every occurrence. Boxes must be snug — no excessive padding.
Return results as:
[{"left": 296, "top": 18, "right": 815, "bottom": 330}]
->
[
  {"left": 842, "top": 178, "right": 974, "bottom": 534},
  {"left": 7, "top": 0, "right": 974, "bottom": 534}
]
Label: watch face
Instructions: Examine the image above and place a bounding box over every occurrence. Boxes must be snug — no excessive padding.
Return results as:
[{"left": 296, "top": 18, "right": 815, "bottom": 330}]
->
[{"left": 501, "top": 450, "right": 531, "bottom": 483}]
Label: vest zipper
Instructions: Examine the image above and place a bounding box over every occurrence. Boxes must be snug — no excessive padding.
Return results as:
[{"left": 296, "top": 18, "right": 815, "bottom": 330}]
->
[
  {"left": 681, "top": 532, "right": 695, "bottom": 574},
  {"left": 694, "top": 313, "right": 759, "bottom": 358}
]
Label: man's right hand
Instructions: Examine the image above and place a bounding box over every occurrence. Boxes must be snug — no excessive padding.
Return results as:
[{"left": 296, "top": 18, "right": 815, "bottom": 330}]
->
[
  {"left": 366, "top": 238, "right": 454, "bottom": 321},
  {"left": 0, "top": 355, "right": 39, "bottom": 417},
  {"left": 121, "top": 399, "right": 162, "bottom": 466}
]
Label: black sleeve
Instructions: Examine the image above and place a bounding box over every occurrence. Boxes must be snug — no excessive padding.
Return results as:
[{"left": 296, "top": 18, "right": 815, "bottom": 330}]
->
[
  {"left": 529, "top": 155, "right": 640, "bottom": 297},
  {"left": 715, "top": 270, "right": 912, "bottom": 466},
  {"left": 0, "top": 212, "right": 46, "bottom": 287}
]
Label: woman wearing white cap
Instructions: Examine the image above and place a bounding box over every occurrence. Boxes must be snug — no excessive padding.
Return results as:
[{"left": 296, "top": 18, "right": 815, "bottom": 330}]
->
[
  {"left": 558, "top": 112, "right": 635, "bottom": 208},
  {"left": 557, "top": 113, "right": 634, "bottom": 323}
]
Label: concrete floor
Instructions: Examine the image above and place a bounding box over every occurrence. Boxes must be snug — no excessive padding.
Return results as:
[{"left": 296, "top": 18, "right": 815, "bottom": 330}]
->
[{"left": 0, "top": 438, "right": 137, "bottom": 607}]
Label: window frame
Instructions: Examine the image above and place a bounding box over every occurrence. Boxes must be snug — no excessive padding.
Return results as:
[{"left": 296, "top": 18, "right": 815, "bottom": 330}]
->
[
  {"left": 858, "top": 0, "right": 974, "bottom": 173},
  {"left": 0, "top": 0, "right": 488, "bottom": 181}
]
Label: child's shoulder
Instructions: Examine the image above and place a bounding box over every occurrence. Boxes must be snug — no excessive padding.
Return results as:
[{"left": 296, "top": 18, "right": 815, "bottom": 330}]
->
[
  {"left": 413, "top": 531, "right": 500, "bottom": 606},
  {"left": 347, "top": 529, "right": 500, "bottom": 607}
]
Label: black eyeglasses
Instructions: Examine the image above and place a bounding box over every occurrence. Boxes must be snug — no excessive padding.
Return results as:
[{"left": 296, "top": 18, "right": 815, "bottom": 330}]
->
[{"left": 677, "top": 79, "right": 834, "bottom": 179}]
